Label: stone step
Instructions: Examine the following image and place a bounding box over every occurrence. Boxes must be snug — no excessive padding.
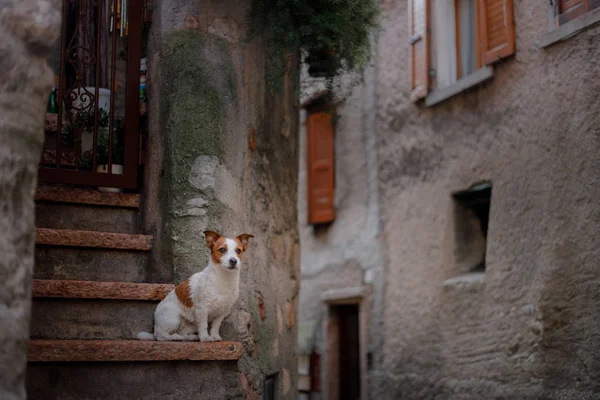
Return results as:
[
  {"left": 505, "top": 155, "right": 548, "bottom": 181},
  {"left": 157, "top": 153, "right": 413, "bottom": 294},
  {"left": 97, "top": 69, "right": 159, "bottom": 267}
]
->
[
  {"left": 36, "top": 228, "right": 153, "bottom": 251},
  {"left": 32, "top": 279, "right": 174, "bottom": 301},
  {"left": 31, "top": 298, "right": 159, "bottom": 340},
  {"left": 28, "top": 358, "right": 241, "bottom": 399},
  {"left": 35, "top": 246, "right": 150, "bottom": 282},
  {"left": 36, "top": 202, "right": 140, "bottom": 234},
  {"left": 35, "top": 186, "right": 141, "bottom": 234},
  {"left": 30, "top": 280, "right": 176, "bottom": 340},
  {"left": 31, "top": 280, "right": 168, "bottom": 340},
  {"left": 30, "top": 299, "right": 237, "bottom": 341},
  {"left": 28, "top": 340, "right": 243, "bottom": 362},
  {"left": 35, "top": 186, "right": 140, "bottom": 208}
]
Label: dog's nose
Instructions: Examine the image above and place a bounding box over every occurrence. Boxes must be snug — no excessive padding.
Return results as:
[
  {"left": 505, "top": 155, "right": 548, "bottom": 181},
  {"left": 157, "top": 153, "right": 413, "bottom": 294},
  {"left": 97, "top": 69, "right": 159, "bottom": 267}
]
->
[{"left": 229, "top": 258, "right": 237, "bottom": 268}]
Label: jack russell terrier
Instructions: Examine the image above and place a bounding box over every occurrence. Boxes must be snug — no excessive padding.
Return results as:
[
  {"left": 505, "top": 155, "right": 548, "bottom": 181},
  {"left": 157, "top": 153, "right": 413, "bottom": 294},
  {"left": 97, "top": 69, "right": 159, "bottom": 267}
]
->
[{"left": 137, "top": 230, "right": 253, "bottom": 342}]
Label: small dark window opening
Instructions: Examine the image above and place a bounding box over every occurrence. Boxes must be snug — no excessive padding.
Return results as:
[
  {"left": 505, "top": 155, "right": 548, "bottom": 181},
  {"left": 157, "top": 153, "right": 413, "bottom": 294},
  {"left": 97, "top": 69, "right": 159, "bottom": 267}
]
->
[
  {"left": 264, "top": 373, "right": 278, "bottom": 400},
  {"left": 452, "top": 181, "right": 492, "bottom": 272}
]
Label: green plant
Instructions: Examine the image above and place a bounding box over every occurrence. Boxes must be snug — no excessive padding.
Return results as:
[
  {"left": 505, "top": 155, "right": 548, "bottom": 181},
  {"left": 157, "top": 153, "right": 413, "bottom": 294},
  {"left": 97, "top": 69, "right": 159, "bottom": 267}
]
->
[
  {"left": 249, "top": 0, "right": 379, "bottom": 91},
  {"left": 96, "top": 123, "right": 124, "bottom": 165},
  {"left": 61, "top": 108, "right": 109, "bottom": 146},
  {"left": 61, "top": 108, "right": 124, "bottom": 166}
]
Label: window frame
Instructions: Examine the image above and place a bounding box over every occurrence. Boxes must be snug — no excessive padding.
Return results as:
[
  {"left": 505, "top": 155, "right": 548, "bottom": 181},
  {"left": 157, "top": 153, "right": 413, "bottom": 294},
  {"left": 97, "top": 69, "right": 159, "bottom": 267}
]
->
[
  {"left": 557, "top": 0, "right": 591, "bottom": 26},
  {"left": 452, "top": 0, "right": 483, "bottom": 83},
  {"left": 417, "top": 0, "right": 515, "bottom": 106},
  {"left": 539, "top": 0, "right": 600, "bottom": 48}
]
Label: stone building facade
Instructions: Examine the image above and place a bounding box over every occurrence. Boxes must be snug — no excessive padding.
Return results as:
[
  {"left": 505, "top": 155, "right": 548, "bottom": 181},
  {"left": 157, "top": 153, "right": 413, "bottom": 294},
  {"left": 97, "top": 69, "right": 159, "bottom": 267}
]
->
[{"left": 298, "top": 1, "right": 600, "bottom": 399}]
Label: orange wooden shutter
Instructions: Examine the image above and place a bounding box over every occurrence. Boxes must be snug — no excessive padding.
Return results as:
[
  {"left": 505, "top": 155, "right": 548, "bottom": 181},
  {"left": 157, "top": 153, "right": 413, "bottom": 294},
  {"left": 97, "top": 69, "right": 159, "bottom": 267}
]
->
[
  {"left": 557, "top": 0, "right": 589, "bottom": 25},
  {"left": 478, "top": 0, "right": 515, "bottom": 65},
  {"left": 409, "top": 0, "right": 429, "bottom": 101},
  {"left": 307, "top": 111, "right": 335, "bottom": 225}
]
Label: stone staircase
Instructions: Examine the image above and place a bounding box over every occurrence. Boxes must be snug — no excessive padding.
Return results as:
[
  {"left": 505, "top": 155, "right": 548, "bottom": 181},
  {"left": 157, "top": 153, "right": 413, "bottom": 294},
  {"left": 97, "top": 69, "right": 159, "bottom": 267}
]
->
[{"left": 28, "top": 186, "right": 242, "bottom": 399}]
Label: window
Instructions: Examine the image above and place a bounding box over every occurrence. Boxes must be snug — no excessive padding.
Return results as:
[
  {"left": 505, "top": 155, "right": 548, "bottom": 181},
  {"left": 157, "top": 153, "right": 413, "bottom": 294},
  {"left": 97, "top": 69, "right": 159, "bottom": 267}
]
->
[
  {"left": 540, "top": 0, "right": 600, "bottom": 48},
  {"left": 409, "top": 0, "right": 515, "bottom": 101},
  {"left": 431, "top": 0, "right": 480, "bottom": 89},
  {"left": 306, "top": 110, "right": 335, "bottom": 225},
  {"left": 452, "top": 182, "right": 492, "bottom": 273},
  {"left": 554, "top": 0, "right": 600, "bottom": 26}
]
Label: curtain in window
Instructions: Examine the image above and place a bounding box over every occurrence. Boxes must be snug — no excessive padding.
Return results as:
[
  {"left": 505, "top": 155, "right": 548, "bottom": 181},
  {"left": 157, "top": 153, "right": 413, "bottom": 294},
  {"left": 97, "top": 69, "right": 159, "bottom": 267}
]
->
[
  {"left": 431, "top": 0, "right": 457, "bottom": 88},
  {"left": 459, "top": 0, "right": 477, "bottom": 78}
]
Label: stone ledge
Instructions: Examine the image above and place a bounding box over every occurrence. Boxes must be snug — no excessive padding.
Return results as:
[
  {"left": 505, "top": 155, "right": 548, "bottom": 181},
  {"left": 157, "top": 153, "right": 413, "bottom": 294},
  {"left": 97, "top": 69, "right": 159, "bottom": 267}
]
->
[
  {"left": 443, "top": 271, "right": 485, "bottom": 289},
  {"left": 321, "top": 286, "right": 369, "bottom": 304},
  {"left": 538, "top": 7, "right": 600, "bottom": 48},
  {"left": 425, "top": 66, "right": 494, "bottom": 107},
  {"left": 36, "top": 228, "right": 153, "bottom": 251},
  {"left": 32, "top": 279, "right": 174, "bottom": 301},
  {"left": 36, "top": 186, "right": 140, "bottom": 208},
  {"left": 28, "top": 340, "right": 243, "bottom": 362}
]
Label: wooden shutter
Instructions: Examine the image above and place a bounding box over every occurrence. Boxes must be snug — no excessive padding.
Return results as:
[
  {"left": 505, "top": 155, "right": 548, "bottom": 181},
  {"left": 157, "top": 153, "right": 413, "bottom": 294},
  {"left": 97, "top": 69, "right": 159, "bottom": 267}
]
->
[
  {"left": 557, "top": 0, "right": 589, "bottom": 25},
  {"left": 409, "top": 0, "right": 429, "bottom": 101},
  {"left": 307, "top": 111, "right": 335, "bottom": 225},
  {"left": 478, "top": 0, "right": 515, "bottom": 65}
]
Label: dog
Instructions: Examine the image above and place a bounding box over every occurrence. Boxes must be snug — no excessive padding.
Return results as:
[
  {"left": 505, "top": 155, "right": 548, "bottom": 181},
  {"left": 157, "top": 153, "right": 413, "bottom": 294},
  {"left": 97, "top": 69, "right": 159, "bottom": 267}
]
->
[{"left": 137, "top": 230, "right": 253, "bottom": 342}]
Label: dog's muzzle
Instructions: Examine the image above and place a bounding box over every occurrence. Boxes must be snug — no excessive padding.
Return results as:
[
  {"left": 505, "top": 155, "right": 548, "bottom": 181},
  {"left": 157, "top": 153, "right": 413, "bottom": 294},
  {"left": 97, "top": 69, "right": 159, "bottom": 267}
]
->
[{"left": 228, "top": 258, "right": 238, "bottom": 269}]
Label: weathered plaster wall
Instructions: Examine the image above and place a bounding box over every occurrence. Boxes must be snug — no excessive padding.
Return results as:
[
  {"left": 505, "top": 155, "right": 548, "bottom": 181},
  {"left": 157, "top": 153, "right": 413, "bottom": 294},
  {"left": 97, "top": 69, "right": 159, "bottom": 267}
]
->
[
  {"left": 297, "top": 58, "right": 385, "bottom": 399},
  {"left": 375, "top": 1, "right": 600, "bottom": 399},
  {"left": 0, "top": 2, "right": 60, "bottom": 399},
  {"left": 143, "top": 0, "right": 300, "bottom": 397}
]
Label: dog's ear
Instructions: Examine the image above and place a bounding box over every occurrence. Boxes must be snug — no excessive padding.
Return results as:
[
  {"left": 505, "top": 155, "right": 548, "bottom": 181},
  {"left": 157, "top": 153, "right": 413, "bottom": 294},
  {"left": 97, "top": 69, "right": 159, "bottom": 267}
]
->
[
  {"left": 236, "top": 234, "right": 254, "bottom": 251},
  {"left": 204, "top": 231, "right": 222, "bottom": 249}
]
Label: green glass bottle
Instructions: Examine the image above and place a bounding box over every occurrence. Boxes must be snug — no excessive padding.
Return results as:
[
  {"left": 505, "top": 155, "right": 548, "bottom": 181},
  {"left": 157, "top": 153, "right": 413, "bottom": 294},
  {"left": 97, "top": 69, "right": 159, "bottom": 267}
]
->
[{"left": 47, "top": 85, "right": 58, "bottom": 114}]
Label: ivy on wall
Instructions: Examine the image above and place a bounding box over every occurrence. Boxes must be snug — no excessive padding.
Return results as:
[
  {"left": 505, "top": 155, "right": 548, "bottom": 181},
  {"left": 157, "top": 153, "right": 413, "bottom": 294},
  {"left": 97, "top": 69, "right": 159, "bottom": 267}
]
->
[{"left": 249, "top": 0, "right": 380, "bottom": 91}]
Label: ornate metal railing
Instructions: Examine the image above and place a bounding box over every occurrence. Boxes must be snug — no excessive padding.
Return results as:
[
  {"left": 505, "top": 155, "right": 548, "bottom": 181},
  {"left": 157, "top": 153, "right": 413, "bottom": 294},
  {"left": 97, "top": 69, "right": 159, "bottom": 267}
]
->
[{"left": 40, "top": 0, "right": 143, "bottom": 190}]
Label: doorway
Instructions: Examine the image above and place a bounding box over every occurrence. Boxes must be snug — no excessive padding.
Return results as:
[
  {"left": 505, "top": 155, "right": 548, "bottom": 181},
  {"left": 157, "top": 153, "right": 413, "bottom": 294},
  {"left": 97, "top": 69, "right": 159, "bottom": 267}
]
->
[
  {"left": 338, "top": 304, "right": 360, "bottom": 400},
  {"left": 327, "top": 303, "right": 361, "bottom": 400}
]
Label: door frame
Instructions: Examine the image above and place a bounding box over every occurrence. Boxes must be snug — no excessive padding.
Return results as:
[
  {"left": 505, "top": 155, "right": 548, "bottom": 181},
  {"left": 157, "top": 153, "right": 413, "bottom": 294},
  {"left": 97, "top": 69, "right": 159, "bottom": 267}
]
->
[{"left": 322, "top": 286, "right": 370, "bottom": 400}]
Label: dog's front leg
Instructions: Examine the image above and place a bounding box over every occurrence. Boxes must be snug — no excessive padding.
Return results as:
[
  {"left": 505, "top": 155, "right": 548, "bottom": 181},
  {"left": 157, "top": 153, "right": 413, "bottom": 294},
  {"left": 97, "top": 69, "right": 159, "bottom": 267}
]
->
[
  {"left": 209, "top": 313, "right": 227, "bottom": 341},
  {"left": 196, "top": 307, "right": 213, "bottom": 342}
]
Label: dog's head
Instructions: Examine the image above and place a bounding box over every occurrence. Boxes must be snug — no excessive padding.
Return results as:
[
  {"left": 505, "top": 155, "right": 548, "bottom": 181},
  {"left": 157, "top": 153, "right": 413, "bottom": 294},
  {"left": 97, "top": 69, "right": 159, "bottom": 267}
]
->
[{"left": 203, "top": 231, "right": 254, "bottom": 271}]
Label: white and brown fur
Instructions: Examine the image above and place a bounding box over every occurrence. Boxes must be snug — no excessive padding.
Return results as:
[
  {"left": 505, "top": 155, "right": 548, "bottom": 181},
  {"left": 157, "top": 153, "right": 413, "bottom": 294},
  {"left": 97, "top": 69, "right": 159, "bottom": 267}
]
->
[{"left": 137, "top": 231, "right": 253, "bottom": 342}]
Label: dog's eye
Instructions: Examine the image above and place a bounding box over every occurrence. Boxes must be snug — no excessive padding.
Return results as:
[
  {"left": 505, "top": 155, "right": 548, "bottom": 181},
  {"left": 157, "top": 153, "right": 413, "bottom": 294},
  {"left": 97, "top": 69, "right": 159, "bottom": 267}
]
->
[
  {"left": 236, "top": 249, "right": 242, "bottom": 254},
  {"left": 219, "top": 248, "right": 226, "bottom": 253}
]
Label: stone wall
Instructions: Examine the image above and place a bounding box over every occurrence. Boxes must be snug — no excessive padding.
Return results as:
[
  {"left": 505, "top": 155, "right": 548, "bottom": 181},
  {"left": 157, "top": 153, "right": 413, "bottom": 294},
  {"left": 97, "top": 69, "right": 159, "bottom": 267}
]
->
[
  {"left": 375, "top": 0, "right": 600, "bottom": 399},
  {"left": 0, "top": 1, "right": 60, "bottom": 399},
  {"left": 142, "top": 0, "right": 300, "bottom": 397}
]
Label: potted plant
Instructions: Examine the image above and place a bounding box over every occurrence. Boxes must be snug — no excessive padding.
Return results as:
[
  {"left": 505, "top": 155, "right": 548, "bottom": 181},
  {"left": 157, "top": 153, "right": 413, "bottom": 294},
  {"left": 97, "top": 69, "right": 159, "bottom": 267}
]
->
[
  {"left": 60, "top": 108, "right": 110, "bottom": 170},
  {"left": 61, "top": 109, "right": 125, "bottom": 192},
  {"left": 95, "top": 119, "right": 125, "bottom": 192}
]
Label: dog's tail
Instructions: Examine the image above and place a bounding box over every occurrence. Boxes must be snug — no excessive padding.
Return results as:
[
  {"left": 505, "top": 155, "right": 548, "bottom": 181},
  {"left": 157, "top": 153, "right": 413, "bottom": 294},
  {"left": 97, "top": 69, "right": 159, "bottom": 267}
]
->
[{"left": 136, "top": 331, "right": 155, "bottom": 341}]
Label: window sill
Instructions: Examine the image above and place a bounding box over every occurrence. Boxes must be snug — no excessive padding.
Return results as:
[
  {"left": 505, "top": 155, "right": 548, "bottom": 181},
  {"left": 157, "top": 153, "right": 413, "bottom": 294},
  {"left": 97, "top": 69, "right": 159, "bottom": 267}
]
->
[
  {"left": 425, "top": 66, "right": 494, "bottom": 107},
  {"left": 538, "top": 7, "right": 600, "bottom": 48},
  {"left": 442, "top": 271, "right": 485, "bottom": 289}
]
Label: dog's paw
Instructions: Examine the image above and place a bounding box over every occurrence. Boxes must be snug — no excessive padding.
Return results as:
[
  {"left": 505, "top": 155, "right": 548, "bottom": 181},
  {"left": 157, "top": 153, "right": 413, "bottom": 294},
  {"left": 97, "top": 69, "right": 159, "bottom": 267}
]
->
[
  {"left": 199, "top": 334, "right": 215, "bottom": 342},
  {"left": 211, "top": 334, "right": 222, "bottom": 341}
]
